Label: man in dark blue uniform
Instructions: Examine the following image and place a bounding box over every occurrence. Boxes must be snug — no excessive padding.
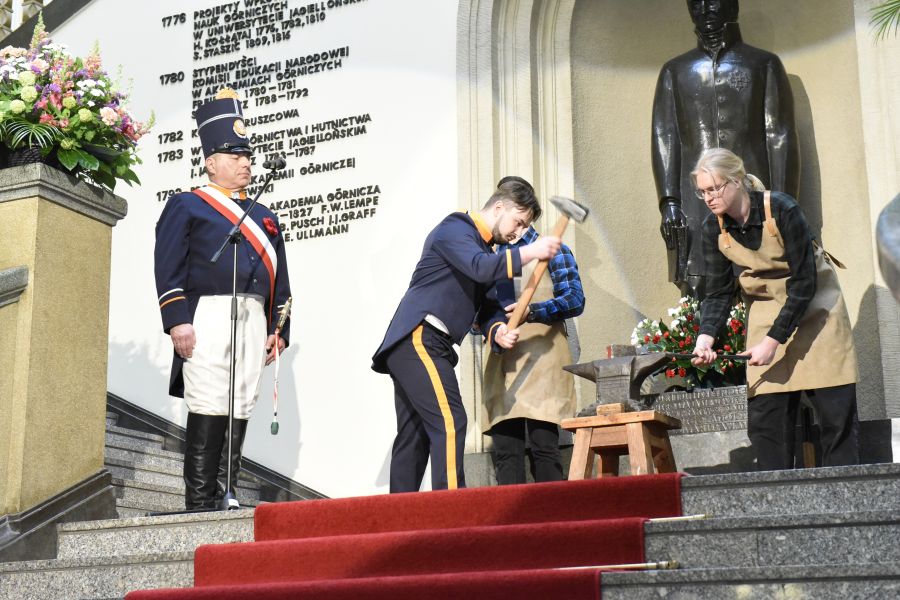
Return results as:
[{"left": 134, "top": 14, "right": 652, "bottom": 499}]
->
[
  {"left": 154, "top": 88, "right": 292, "bottom": 510},
  {"left": 372, "top": 179, "right": 561, "bottom": 492}
]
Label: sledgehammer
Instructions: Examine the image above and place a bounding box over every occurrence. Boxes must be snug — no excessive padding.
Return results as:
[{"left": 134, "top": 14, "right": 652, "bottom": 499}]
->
[{"left": 506, "top": 195, "right": 589, "bottom": 330}]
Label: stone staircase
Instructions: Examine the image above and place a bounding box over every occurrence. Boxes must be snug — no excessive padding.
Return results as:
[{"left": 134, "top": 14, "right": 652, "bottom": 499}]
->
[
  {"left": 605, "top": 463, "right": 900, "bottom": 598},
  {"left": 102, "top": 414, "right": 262, "bottom": 517},
  {"left": 0, "top": 413, "right": 898, "bottom": 598},
  {"left": 0, "top": 412, "right": 267, "bottom": 599}
]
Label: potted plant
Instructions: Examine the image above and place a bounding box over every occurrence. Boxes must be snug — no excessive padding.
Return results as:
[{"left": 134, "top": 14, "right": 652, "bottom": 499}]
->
[{"left": 0, "top": 15, "right": 152, "bottom": 191}]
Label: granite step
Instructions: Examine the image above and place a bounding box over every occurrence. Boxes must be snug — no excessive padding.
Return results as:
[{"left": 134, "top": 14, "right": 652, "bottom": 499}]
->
[
  {"left": 112, "top": 478, "right": 261, "bottom": 516},
  {"left": 0, "top": 551, "right": 193, "bottom": 600},
  {"left": 105, "top": 444, "right": 185, "bottom": 476},
  {"left": 107, "top": 424, "right": 166, "bottom": 447},
  {"left": 682, "top": 463, "right": 900, "bottom": 518},
  {"left": 105, "top": 431, "right": 170, "bottom": 457},
  {"left": 645, "top": 509, "right": 900, "bottom": 569},
  {"left": 57, "top": 510, "right": 254, "bottom": 560},
  {"left": 105, "top": 453, "right": 262, "bottom": 492},
  {"left": 601, "top": 562, "right": 900, "bottom": 600}
]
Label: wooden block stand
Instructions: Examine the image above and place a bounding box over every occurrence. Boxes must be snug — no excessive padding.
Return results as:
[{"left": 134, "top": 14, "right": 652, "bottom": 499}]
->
[{"left": 561, "top": 403, "right": 682, "bottom": 479}]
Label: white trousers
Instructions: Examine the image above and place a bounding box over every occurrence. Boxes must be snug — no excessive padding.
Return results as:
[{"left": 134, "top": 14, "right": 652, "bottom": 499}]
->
[{"left": 183, "top": 295, "right": 267, "bottom": 419}]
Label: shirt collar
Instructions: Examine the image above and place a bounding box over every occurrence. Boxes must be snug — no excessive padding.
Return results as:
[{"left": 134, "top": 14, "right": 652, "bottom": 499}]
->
[
  {"left": 468, "top": 211, "right": 494, "bottom": 244},
  {"left": 722, "top": 191, "right": 763, "bottom": 230},
  {"left": 520, "top": 226, "right": 539, "bottom": 245},
  {"left": 497, "top": 226, "right": 538, "bottom": 251},
  {"left": 209, "top": 183, "right": 248, "bottom": 201}
]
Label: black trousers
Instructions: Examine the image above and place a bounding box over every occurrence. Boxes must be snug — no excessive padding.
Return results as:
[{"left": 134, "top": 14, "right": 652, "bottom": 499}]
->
[
  {"left": 747, "top": 383, "right": 859, "bottom": 471},
  {"left": 385, "top": 324, "right": 467, "bottom": 492},
  {"left": 489, "top": 417, "right": 563, "bottom": 485}
]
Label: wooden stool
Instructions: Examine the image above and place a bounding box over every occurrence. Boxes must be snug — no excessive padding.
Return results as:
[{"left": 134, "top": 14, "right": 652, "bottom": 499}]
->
[{"left": 561, "top": 403, "right": 681, "bottom": 479}]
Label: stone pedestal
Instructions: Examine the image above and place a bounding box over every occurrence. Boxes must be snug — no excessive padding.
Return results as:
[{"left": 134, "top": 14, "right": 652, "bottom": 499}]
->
[{"left": 0, "top": 164, "right": 126, "bottom": 515}]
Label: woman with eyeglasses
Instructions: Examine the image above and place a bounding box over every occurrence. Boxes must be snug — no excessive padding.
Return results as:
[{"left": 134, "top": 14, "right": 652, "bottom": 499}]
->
[{"left": 689, "top": 147, "right": 859, "bottom": 471}]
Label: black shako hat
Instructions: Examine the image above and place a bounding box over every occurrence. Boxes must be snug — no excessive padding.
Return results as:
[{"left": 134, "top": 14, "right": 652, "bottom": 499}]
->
[{"left": 195, "top": 88, "right": 252, "bottom": 158}]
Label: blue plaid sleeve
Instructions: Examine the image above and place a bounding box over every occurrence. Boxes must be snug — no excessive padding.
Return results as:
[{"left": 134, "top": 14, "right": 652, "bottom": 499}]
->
[{"left": 528, "top": 244, "right": 585, "bottom": 324}]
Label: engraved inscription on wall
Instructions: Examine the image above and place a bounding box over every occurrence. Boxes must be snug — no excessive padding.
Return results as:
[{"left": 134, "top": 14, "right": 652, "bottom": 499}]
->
[
  {"left": 648, "top": 386, "right": 748, "bottom": 435},
  {"left": 155, "top": 0, "right": 379, "bottom": 244}
]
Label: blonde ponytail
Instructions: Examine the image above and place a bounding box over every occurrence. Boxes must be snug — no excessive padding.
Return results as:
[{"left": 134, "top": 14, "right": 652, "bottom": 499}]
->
[{"left": 744, "top": 173, "right": 766, "bottom": 192}]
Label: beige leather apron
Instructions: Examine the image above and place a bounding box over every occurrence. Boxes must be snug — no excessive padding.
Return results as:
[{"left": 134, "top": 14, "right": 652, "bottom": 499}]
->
[
  {"left": 717, "top": 192, "right": 857, "bottom": 398},
  {"left": 481, "top": 260, "right": 576, "bottom": 433}
]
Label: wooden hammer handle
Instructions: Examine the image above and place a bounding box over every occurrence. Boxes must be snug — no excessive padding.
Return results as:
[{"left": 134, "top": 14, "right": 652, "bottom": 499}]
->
[{"left": 506, "top": 214, "right": 570, "bottom": 330}]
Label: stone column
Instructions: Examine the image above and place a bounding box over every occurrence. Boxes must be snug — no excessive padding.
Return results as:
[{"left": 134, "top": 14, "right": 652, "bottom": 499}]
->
[{"left": 0, "top": 164, "right": 126, "bottom": 515}]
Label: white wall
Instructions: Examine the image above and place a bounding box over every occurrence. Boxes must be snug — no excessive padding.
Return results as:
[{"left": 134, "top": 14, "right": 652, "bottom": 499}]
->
[{"left": 50, "top": 0, "right": 460, "bottom": 498}]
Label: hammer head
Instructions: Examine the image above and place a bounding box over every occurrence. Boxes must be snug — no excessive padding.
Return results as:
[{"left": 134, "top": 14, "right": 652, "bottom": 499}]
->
[{"left": 550, "top": 196, "right": 589, "bottom": 223}]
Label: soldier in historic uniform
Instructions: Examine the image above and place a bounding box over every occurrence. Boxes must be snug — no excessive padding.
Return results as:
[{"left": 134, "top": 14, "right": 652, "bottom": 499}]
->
[
  {"left": 481, "top": 177, "right": 585, "bottom": 485},
  {"left": 372, "top": 178, "right": 560, "bottom": 493},
  {"left": 690, "top": 148, "right": 859, "bottom": 470},
  {"left": 154, "top": 89, "right": 292, "bottom": 510},
  {"left": 652, "top": 0, "right": 800, "bottom": 298}
]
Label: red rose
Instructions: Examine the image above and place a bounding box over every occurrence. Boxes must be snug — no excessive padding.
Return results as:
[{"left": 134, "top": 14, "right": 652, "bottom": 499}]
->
[
  {"left": 686, "top": 314, "right": 693, "bottom": 322},
  {"left": 644, "top": 334, "right": 651, "bottom": 343},
  {"left": 693, "top": 324, "right": 700, "bottom": 332},
  {"left": 652, "top": 334, "right": 661, "bottom": 344},
  {"left": 678, "top": 341, "right": 685, "bottom": 348},
  {"left": 678, "top": 367, "right": 686, "bottom": 377},
  {"left": 724, "top": 344, "right": 732, "bottom": 352},
  {"left": 663, "top": 331, "right": 670, "bottom": 338},
  {"left": 263, "top": 217, "right": 279, "bottom": 236},
  {"left": 665, "top": 369, "right": 675, "bottom": 378},
  {"left": 685, "top": 335, "right": 693, "bottom": 345}
]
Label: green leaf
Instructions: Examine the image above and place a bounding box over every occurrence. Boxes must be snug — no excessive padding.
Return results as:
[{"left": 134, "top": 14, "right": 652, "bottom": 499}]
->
[
  {"left": 56, "top": 148, "right": 80, "bottom": 170},
  {"left": 871, "top": 0, "right": 900, "bottom": 41},
  {"left": 75, "top": 149, "right": 100, "bottom": 171},
  {"left": 84, "top": 130, "right": 96, "bottom": 142},
  {"left": 121, "top": 169, "right": 140, "bottom": 185}
]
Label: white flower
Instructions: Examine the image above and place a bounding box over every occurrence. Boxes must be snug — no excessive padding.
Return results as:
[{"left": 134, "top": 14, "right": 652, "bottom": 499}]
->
[
  {"left": 87, "top": 100, "right": 95, "bottom": 107},
  {"left": 100, "top": 106, "right": 118, "bottom": 126},
  {"left": 667, "top": 307, "right": 680, "bottom": 317},
  {"left": 89, "top": 88, "right": 104, "bottom": 97},
  {"left": 671, "top": 319, "right": 680, "bottom": 329}
]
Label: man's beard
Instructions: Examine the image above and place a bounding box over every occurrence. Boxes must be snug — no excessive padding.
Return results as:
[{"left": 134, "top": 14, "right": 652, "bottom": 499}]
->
[{"left": 492, "top": 223, "right": 514, "bottom": 245}]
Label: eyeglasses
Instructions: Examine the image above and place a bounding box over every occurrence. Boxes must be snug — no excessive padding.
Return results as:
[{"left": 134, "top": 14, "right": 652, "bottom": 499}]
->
[{"left": 694, "top": 180, "right": 731, "bottom": 199}]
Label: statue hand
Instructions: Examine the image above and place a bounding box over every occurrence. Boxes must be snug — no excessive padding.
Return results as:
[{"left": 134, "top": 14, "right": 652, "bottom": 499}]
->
[{"left": 660, "top": 200, "right": 686, "bottom": 246}]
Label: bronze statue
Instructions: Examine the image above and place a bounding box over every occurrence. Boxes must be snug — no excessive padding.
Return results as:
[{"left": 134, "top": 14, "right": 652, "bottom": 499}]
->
[{"left": 652, "top": 0, "right": 800, "bottom": 298}]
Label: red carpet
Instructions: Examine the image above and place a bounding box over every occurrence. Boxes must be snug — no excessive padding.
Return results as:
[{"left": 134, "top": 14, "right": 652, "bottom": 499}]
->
[
  {"left": 127, "top": 567, "right": 604, "bottom": 600},
  {"left": 195, "top": 518, "right": 645, "bottom": 586},
  {"left": 255, "top": 473, "right": 682, "bottom": 541},
  {"left": 126, "top": 474, "right": 683, "bottom": 599}
]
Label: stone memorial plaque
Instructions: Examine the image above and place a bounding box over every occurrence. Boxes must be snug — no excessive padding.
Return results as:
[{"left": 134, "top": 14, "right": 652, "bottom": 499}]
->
[
  {"left": 648, "top": 385, "right": 748, "bottom": 435},
  {"left": 51, "top": 0, "right": 461, "bottom": 498}
]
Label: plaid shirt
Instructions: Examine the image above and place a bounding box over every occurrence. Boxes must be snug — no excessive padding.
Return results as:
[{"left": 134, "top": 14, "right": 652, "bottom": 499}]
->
[
  {"left": 497, "top": 227, "right": 585, "bottom": 324},
  {"left": 700, "top": 191, "right": 816, "bottom": 343}
]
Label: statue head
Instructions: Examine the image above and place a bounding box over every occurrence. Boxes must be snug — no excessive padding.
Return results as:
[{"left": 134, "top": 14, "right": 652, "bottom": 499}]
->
[{"left": 686, "top": 0, "right": 739, "bottom": 34}]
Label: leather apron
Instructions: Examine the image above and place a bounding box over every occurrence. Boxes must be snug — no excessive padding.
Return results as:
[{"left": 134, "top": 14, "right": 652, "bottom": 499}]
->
[
  {"left": 481, "top": 261, "right": 576, "bottom": 433},
  {"left": 717, "top": 192, "right": 857, "bottom": 398}
]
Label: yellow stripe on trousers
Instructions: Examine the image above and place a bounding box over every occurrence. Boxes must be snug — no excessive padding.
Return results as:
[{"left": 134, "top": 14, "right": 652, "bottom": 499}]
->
[{"left": 411, "top": 325, "right": 458, "bottom": 489}]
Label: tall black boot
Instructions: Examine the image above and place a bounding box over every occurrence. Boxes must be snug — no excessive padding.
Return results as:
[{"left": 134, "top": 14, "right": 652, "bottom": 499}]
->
[
  {"left": 216, "top": 418, "right": 249, "bottom": 507},
  {"left": 184, "top": 413, "right": 228, "bottom": 510}
]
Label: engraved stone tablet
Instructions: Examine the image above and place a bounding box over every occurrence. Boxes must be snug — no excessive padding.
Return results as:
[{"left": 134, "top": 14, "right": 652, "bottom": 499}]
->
[{"left": 647, "top": 385, "right": 747, "bottom": 435}]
